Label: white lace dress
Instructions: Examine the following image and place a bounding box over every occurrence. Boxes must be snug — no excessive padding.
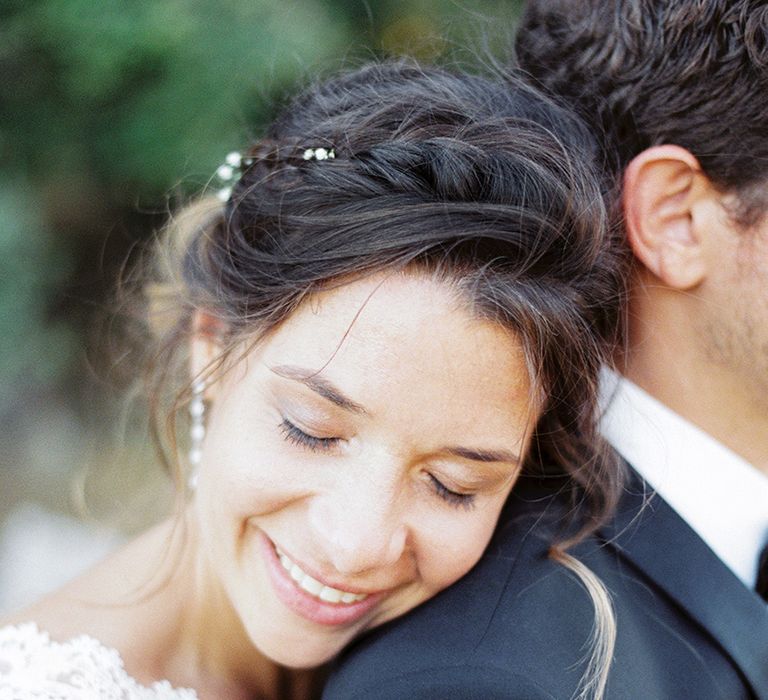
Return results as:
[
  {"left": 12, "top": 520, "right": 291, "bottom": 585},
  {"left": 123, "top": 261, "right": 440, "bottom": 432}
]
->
[{"left": 0, "top": 623, "right": 198, "bottom": 699}]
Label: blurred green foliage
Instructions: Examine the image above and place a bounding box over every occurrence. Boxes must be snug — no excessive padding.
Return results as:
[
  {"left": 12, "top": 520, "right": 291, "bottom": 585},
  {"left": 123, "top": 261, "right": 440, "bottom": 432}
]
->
[
  {"left": 0, "top": 0, "right": 522, "bottom": 429},
  {"left": 0, "top": 180, "right": 75, "bottom": 409}
]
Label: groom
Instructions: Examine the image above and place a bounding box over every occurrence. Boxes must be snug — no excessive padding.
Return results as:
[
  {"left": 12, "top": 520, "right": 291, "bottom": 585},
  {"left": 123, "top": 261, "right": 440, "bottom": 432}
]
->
[{"left": 323, "top": 1, "right": 768, "bottom": 697}]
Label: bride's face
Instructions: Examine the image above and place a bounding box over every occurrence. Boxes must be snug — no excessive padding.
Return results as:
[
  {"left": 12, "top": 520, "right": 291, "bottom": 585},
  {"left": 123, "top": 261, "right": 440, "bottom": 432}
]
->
[{"left": 192, "top": 272, "right": 538, "bottom": 667}]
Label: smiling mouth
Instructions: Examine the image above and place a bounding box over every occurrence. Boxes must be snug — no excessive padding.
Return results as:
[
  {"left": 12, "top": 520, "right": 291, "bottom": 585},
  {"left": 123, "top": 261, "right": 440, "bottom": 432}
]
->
[{"left": 274, "top": 546, "right": 369, "bottom": 605}]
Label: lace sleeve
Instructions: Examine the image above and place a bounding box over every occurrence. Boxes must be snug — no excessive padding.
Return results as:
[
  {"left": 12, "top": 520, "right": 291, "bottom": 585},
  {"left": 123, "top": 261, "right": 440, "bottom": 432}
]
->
[{"left": 0, "top": 623, "right": 198, "bottom": 699}]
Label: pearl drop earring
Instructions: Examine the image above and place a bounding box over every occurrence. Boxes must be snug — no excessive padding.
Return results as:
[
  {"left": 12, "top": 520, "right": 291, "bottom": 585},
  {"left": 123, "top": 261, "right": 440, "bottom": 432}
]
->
[{"left": 188, "top": 381, "right": 206, "bottom": 491}]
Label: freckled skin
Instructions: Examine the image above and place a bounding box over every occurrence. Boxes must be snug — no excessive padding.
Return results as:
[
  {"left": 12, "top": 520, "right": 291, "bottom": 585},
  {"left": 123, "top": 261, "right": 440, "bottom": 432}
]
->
[{"left": 192, "top": 272, "right": 538, "bottom": 668}]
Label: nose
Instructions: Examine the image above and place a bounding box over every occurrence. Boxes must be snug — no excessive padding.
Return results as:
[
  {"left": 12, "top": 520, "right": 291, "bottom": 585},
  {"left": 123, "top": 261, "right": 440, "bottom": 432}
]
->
[{"left": 309, "top": 466, "right": 409, "bottom": 577}]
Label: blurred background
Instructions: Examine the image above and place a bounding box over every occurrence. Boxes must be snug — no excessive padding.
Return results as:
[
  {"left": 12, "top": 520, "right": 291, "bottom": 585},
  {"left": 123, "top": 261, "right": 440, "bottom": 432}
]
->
[{"left": 0, "top": 0, "right": 523, "bottom": 614}]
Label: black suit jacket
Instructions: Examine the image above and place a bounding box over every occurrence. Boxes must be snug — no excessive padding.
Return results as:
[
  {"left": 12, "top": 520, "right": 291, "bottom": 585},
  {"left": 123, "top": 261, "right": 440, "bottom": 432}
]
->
[{"left": 323, "top": 470, "right": 768, "bottom": 699}]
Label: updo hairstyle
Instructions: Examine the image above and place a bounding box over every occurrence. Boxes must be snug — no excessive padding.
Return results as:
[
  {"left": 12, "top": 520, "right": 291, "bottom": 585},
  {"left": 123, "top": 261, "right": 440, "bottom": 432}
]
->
[
  {"left": 137, "top": 59, "right": 628, "bottom": 700},
  {"left": 145, "top": 60, "right": 626, "bottom": 544}
]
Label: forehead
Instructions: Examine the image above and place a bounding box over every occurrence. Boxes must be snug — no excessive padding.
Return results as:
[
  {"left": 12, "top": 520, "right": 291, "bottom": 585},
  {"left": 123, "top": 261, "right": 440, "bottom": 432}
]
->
[{"left": 256, "top": 272, "right": 537, "bottom": 439}]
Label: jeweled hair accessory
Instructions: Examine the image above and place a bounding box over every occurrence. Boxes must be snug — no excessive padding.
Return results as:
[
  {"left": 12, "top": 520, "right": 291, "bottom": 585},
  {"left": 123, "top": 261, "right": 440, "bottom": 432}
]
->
[
  {"left": 302, "top": 147, "right": 335, "bottom": 161},
  {"left": 214, "top": 145, "right": 335, "bottom": 202},
  {"left": 214, "top": 151, "right": 253, "bottom": 202}
]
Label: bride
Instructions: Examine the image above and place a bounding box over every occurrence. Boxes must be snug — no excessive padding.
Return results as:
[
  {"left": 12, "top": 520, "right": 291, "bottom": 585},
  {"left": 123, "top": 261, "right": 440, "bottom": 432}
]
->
[{"left": 0, "top": 60, "right": 625, "bottom": 698}]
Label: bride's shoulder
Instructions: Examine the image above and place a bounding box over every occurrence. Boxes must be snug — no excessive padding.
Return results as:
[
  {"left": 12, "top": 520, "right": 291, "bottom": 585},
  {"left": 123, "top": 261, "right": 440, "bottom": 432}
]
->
[
  {"left": 0, "top": 523, "right": 196, "bottom": 698},
  {"left": 0, "top": 620, "right": 197, "bottom": 699}
]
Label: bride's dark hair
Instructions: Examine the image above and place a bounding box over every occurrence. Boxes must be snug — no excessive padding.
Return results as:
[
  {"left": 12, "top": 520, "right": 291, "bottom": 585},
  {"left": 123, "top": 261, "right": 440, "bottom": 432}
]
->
[{"left": 142, "top": 60, "right": 628, "bottom": 699}]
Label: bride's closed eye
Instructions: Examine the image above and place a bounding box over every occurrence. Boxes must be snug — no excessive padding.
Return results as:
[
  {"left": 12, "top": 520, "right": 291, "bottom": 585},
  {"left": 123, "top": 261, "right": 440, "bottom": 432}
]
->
[
  {"left": 279, "top": 416, "right": 476, "bottom": 510},
  {"left": 426, "top": 473, "right": 476, "bottom": 510},
  {"left": 279, "top": 417, "right": 341, "bottom": 452}
]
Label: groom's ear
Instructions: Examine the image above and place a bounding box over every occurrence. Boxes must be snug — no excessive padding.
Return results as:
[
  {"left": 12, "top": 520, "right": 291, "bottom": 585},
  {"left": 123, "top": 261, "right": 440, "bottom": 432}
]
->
[{"left": 622, "top": 145, "right": 712, "bottom": 290}]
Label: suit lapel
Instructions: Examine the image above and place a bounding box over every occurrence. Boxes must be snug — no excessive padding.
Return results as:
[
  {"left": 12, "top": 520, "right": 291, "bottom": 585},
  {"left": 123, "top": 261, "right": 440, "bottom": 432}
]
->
[{"left": 600, "top": 471, "right": 768, "bottom": 699}]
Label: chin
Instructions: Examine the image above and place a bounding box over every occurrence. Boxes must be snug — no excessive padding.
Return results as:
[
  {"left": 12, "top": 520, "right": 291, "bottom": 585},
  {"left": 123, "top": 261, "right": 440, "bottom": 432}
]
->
[{"left": 258, "top": 633, "right": 349, "bottom": 669}]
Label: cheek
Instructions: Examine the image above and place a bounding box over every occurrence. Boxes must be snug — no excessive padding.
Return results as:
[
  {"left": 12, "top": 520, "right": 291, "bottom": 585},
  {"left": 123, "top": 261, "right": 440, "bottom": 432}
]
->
[
  {"left": 196, "top": 410, "right": 305, "bottom": 533},
  {"left": 415, "top": 503, "right": 503, "bottom": 595}
]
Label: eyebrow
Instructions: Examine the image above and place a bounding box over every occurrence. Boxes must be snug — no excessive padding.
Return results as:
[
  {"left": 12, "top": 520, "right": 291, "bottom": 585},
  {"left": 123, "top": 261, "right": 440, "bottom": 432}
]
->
[
  {"left": 446, "top": 446, "right": 522, "bottom": 466},
  {"left": 270, "top": 365, "right": 368, "bottom": 415}
]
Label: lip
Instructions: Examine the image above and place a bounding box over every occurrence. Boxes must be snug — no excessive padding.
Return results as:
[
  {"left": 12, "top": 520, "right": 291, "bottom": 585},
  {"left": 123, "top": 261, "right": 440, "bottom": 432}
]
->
[{"left": 259, "top": 531, "right": 387, "bottom": 626}]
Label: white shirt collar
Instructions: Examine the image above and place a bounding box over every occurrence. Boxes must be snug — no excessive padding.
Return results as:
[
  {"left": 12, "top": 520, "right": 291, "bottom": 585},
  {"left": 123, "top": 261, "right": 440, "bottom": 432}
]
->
[{"left": 599, "top": 368, "right": 768, "bottom": 589}]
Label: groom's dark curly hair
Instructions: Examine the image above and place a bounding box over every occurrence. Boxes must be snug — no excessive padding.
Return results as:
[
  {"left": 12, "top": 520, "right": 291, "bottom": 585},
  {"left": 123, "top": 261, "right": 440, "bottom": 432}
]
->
[{"left": 516, "top": 0, "right": 768, "bottom": 226}]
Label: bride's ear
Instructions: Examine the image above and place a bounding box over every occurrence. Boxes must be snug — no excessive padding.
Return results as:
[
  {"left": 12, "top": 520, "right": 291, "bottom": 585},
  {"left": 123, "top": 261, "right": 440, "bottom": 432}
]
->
[{"left": 189, "top": 310, "right": 226, "bottom": 394}]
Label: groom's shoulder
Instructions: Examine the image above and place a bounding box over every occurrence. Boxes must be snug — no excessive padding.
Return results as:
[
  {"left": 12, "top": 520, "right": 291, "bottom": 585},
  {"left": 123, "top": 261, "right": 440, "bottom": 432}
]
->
[{"left": 323, "top": 481, "right": 603, "bottom": 699}]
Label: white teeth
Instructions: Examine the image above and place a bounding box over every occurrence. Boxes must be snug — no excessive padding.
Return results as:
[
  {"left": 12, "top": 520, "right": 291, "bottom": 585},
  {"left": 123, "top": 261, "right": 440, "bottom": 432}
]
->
[
  {"left": 274, "top": 546, "right": 368, "bottom": 604},
  {"left": 319, "top": 586, "right": 342, "bottom": 603},
  {"left": 299, "top": 574, "right": 324, "bottom": 596}
]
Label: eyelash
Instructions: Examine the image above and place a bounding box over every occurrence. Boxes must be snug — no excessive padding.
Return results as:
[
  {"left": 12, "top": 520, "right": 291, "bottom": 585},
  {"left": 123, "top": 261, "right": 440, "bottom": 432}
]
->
[
  {"left": 279, "top": 418, "right": 476, "bottom": 510},
  {"left": 279, "top": 418, "right": 340, "bottom": 452},
  {"left": 428, "top": 474, "right": 476, "bottom": 510}
]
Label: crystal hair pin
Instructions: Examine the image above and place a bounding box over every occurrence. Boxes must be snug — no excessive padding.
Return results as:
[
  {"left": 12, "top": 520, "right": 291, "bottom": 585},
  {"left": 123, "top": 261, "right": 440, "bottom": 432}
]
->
[
  {"left": 302, "top": 147, "right": 335, "bottom": 161},
  {"left": 215, "top": 146, "right": 335, "bottom": 202},
  {"left": 215, "top": 151, "right": 253, "bottom": 202}
]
